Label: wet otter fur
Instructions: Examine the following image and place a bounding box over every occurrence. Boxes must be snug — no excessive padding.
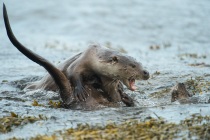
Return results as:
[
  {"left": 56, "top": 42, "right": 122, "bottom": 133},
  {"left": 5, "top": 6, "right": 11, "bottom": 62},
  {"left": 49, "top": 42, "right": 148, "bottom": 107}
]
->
[
  {"left": 3, "top": 4, "right": 149, "bottom": 108},
  {"left": 26, "top": 44, "right": 149, "bottom": 101},
  {"left": 171, "top": 83, "right": 192, "bottom": 102}
]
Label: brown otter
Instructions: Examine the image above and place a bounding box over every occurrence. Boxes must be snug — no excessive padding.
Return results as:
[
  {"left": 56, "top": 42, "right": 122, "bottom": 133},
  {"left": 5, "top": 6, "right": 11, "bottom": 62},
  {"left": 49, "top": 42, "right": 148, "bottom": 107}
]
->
[
  {"left": 66, "top": 81, "right": 135, "bottom": 109},
  {"left": 3, "top": 4, "right": 132, "bottom": 108},
  {"left": 26, "top": 44, "right": 149, "bottom": 101},
  {"left": 3, "top": 4, "right": 149, "bottom": 107},
  {"left": 171, "top": 83, "right": 192, "bottom": 102}
]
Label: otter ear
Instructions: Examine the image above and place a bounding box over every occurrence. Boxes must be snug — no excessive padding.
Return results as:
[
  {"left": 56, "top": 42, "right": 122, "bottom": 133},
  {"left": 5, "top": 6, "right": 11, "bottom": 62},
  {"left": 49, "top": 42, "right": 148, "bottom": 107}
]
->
[{"left": 112, "top": 56, "right": 118, "bottom": 63}]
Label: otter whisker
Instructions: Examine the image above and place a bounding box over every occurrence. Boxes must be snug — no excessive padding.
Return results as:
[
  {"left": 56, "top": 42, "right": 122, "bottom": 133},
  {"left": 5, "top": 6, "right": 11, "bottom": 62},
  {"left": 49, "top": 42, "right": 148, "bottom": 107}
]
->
[
  {"left": 104, "top": 78, "right": 118, "bottom": 87},
  {"left": 98, "top": 60, "right": 108, "bottom": 62}
]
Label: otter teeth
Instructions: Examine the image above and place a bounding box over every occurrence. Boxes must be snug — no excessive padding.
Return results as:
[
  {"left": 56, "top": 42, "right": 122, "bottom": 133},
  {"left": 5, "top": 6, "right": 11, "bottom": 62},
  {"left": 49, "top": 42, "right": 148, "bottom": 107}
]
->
[{"left": 129, "top": 78, "right": 137, "bottom": 91}]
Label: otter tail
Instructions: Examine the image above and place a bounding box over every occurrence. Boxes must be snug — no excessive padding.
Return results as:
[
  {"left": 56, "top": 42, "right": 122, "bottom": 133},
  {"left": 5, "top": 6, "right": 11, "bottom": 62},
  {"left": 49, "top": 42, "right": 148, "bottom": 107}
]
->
[{"left": 3, "top": 3, "right": 72, "bottom": 105}]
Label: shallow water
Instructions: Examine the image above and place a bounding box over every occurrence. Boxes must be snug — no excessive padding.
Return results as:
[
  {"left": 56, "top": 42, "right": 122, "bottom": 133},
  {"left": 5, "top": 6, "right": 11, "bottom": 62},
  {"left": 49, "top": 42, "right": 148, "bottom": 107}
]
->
[{"left": 0, "top": 0, "right": 210, "bottom": 139}]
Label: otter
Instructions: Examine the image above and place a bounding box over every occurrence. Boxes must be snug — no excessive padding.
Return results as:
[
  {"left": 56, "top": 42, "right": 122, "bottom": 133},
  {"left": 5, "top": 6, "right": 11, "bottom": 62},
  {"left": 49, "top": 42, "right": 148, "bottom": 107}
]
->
[
  {"left": 171, "top": 83, "right": 192, "bottom": 102},
  {"left": 3, "top": 4, "right": 135, "bottom": 108},
  {"left": 171, "top": 83, "right": 210, "bottom": 104},
  {"left": 26, "top": 44, "right": 149, "bottom": 101},
  {"left": 3, "top": 4, "right": 149, "bottom": 107}
]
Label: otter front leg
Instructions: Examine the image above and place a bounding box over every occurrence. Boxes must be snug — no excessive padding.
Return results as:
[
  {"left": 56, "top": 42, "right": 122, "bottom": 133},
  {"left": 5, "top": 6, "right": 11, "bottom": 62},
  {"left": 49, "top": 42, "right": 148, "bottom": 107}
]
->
[
  {"left": 101, "top": 77, "right": 134, "bottom": 106},
  {"left": 117, "top": 82, "right": 134, "bottom": 107},
  {"left": 70, "top": 74, "right": 89, "bottom": 101},
  {"left": 100, "top": 78, "right": 122, "bottom": 102},
  {"left": 120, "top": 92, "right": 134, "bottom": 107}
]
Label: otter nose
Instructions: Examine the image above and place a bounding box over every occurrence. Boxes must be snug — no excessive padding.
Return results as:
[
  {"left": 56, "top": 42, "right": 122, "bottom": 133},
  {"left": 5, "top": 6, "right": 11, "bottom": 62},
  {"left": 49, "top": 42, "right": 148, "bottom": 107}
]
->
[{"left": 143, "top": 70, "right": 149, "bottom": 80}]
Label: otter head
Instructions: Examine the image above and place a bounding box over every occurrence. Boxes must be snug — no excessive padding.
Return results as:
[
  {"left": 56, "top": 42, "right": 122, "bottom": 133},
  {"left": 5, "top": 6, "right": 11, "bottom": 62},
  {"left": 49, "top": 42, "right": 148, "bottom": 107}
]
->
[
  {"left": 171, "top": 83, "right": 192, "bottom": 102},
  {"left": 96, "top": 49, "right": 149, "bottom": 91}
]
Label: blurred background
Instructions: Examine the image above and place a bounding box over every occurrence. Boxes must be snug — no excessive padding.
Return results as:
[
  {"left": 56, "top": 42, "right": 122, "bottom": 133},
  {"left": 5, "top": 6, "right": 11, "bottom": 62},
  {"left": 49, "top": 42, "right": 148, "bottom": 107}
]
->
[{"left": 1, "top": 0, "right": 209, "bottom": 48}]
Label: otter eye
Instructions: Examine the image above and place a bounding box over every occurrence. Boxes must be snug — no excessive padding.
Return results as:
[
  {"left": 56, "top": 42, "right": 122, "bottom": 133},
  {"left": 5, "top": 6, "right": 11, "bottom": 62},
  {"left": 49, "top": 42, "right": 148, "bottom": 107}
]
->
[
  {"left": 130, "top": 64, "right": 136, "bottom": 68},
  {"left": 112, "top": 56, "right": 118, "bottom": 62}
]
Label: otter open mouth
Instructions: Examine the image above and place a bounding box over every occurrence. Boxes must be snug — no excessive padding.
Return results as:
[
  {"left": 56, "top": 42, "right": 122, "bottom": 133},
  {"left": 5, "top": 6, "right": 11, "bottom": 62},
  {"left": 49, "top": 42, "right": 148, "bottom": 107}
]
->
[
  {"left": 129, "top": 78, "right": 137, "bottom": 91},
  {"left": 122, "top": 77, "right": 137, "bottom": 91}
]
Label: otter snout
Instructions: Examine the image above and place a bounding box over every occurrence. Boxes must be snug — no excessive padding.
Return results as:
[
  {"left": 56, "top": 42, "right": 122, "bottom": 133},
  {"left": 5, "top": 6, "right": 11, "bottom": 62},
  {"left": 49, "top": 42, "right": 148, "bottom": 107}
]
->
[{"left": 142, "top": 70, "right": 150, "bottom": 80}]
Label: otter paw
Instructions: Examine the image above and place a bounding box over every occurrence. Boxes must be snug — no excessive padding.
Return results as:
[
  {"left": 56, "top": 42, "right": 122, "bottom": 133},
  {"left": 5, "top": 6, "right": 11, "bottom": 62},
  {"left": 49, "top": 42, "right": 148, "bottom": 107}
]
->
[
  {"left": 73, "top": 86, "right": 89, "bottom": 101},
  {"left": 121, "top": 93, "right": 134, "bottom": 107}
]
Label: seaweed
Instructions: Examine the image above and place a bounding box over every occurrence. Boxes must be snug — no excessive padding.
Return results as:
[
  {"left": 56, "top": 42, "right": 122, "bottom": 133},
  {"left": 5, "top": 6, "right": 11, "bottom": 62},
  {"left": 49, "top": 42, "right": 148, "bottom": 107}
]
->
[
  {"left": 32, "top": 100, "right": 61, "bottom": 108},
  {"left": 0, "top": 112, "right": 45, "bottom": 133},
  {"left": 32, "top": 100, "right": 44, "bottom": 107},
  {"left": 189, "top": 62, "right": 210, "bottom": 67},
  {"left": 178, "top": 53, "right": 207, "bottom": 60},
  {"left": 149, "top": 45, "right": 160, "bottom": 50},
  {"left": 48, "top": 100, "right": 61, "bottom": 108},
  {"left": 185, "top": 77, "right": 210, "bottom": 95},
  {"left": 30, "top": 114, "right": 210, "bottom": 140}
]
